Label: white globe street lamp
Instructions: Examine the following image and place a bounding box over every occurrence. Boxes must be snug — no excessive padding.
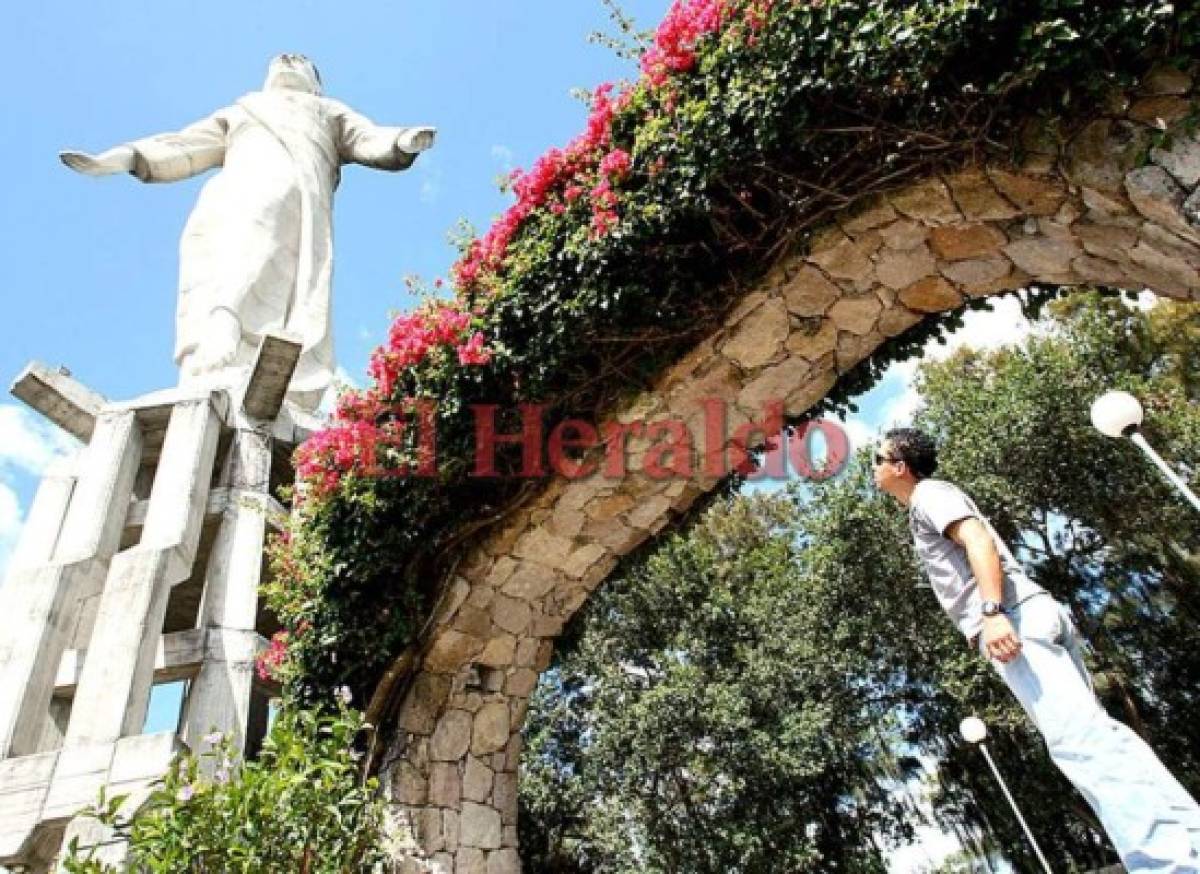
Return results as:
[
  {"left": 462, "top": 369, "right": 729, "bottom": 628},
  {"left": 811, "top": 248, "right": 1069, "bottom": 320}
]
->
[
  {"left": 958, "top": 716, "right": 1053, "bottom": 874},
  {"left": 1090, "top": 391, "right": 1200, "bottom": 514},
  {"left": 959, "top": 715, "right": 987, "bottom": 744}
]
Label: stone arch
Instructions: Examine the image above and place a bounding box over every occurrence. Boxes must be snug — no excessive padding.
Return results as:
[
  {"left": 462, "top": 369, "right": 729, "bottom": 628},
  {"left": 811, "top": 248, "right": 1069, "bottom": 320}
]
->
[{"left": 381, "top": 73, "right": 1200, "bottom": 873}]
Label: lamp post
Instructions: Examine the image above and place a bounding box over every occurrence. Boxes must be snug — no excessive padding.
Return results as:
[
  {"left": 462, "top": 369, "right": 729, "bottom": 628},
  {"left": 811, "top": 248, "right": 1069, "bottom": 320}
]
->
[
  {"left": 1090, "top": 390, "right": 1200, "bottom": 514},
  {"left": 959, "top": 716, "right": 1054, "bottom": 874}
]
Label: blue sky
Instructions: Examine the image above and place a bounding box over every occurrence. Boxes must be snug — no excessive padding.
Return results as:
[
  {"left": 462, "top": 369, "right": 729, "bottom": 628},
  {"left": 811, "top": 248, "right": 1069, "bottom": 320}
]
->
[{"left": 0, "top": 4, "right": 1047, "bottom": 869}]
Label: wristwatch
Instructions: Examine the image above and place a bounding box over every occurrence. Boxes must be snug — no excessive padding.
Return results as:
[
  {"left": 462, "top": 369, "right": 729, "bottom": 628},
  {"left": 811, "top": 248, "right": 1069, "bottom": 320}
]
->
[{"left": 981, "top": 600, "right": 1005, "bottom": 618}]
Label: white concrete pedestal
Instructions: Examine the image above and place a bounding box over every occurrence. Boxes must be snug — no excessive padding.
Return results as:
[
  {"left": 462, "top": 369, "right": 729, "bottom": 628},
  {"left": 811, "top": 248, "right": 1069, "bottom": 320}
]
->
[{"left": 0, "top": 337, "right": 310, "bottom": 871}]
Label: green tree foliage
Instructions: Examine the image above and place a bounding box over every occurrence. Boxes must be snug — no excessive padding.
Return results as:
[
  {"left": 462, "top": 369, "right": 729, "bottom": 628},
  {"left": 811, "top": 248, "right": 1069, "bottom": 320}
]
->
[
  {"left": 521, "top": 292, "right": 1200, "bottom": 872},
  {"left": 520, "top": 494, "right": 908, "bottom": 873}
]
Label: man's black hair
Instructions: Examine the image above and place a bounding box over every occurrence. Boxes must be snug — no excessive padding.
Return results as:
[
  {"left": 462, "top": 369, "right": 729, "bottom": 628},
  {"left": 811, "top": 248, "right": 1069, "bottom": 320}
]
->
[{"left": 884, "top": 428, "right": 938, "bottom": 479}]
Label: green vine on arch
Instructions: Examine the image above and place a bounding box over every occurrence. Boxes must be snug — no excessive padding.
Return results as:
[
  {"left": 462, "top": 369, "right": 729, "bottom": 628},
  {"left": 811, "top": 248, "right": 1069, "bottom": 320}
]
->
[{"left": 263, "top": 0, "right": 1200, "bottom": 706}]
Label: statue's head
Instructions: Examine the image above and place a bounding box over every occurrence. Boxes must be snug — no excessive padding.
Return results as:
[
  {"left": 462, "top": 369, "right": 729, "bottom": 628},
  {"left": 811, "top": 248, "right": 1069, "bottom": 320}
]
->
[{"left": 265, "top": 54, "right": 323, "bottom": 95}]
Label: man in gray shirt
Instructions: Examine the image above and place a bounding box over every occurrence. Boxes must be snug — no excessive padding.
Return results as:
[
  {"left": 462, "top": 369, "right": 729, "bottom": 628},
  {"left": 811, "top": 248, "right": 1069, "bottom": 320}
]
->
[{"left": 876, "top": 427, "right": 1200, "bottom": 872}]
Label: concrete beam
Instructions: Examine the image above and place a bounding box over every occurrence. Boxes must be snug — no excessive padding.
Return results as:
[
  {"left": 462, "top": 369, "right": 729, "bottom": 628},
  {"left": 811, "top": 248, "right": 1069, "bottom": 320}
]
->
[
  {"left": 124, "top": 487, "right": 285, "bottom": 531},
  {"left": 0, "top": 412, "right": 142, "bottom": 760},
  {"left": 0, "top": 750, "right": 57, "bottom": 862},
  {"left": 64, "top": 397, "right": 222, "bottom": 748},
  {"left": 182, "top": 427, "right": 274, "bottom": 755},
  {"left": 0, "top": 733, "right": 180, "bottom": 866},
  {"left": 54, "top": 628, "right": 208, "bottom": 696},
  {"left": 7, "top": 457, "right": 77, "bottom": 573},
  {"left": 273, "top": 401, "right": 324, "bottom": 448},
  {"left": 242, "top": 334, "right": 302, "bottom": 421},
  {"left": 107, "top": 385, "right": 231, "bottom": 420},
  {"left": 10, "top": 362, "right": 106, "bottom": 443}
]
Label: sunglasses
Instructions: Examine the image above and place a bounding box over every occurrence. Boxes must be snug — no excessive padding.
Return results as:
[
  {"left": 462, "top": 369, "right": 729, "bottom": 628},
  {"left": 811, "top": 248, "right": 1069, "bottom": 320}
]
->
[{"left": 873, "top": 452, "right": 901, "bottom": 466}]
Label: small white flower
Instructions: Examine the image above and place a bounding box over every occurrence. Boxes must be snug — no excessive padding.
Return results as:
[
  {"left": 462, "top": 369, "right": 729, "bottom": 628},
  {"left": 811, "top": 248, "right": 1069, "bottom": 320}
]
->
[
  {"left": 335, "top": 685, "right": 353, "bottom": 706},
  {"left": 176, "top": 785, "right": 195, "bottom": 803}
]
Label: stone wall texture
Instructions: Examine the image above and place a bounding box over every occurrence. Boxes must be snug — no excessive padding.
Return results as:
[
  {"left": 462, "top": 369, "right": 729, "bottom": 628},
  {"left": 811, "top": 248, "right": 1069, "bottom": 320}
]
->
[{"left": 382, "top": 72, "right": 1200, "bottom": 873}]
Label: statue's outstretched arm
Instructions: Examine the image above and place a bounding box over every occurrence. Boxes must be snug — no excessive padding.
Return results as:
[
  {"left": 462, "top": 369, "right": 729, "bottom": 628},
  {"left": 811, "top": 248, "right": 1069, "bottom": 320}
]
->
[
  {"left": 60, "top": 146, "right": 137, "bottom": 176},
  {"left": 60, "top": 111, "right": 229, "bottom": 183},
  {"left": 332, "top": 101, "right": 436, "bottom": 171}
]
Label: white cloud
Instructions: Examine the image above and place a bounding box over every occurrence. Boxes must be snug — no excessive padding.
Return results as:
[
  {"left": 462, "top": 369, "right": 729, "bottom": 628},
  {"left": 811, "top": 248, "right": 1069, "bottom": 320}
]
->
[
  {"left": 828, "top": 416, "right": 874, "bottom": 456},
  {"left": 315, "top": 366, "right": 363, "bottom": 418},
  {"left": 0, "top": 405, "right": 80, "bottom": 581},
  {"left": 935, "top": 294, "right": 1036, "bottom": 358},
  {"left": 490, "top": 144, "right": 515, "bottom": 174},
  {"left": 887, "top": 822, "right": 983, "bottom": 873},
  {"left": 333, "top": 365, "right": 361, "bottom": 391},
  {"left": 0, "top": 405, "right": 79, "bottom": 474},
  {"left": 878, "top": 754, "right": 1016, "bottom": 873},
  {"left": 894, "top": 294, "right": 1037, "bottom": 383},
  {"left": 876, "top": 290, "right": 1168, "bottom": 430},
  {"left": 879, "top": 381, "right": 922, "bottom": 429},
  {"left": 415, "top": 153, "right": 442, "bottom": 204},
  {"left": 0, "top": 482, "right": 21, "bottom": 580},
  {"left": 887, "top": 824, "right": 963, "bottom": 873},
  {"left": 873, "top": 294, "right": 1040, "bottom": 430}
]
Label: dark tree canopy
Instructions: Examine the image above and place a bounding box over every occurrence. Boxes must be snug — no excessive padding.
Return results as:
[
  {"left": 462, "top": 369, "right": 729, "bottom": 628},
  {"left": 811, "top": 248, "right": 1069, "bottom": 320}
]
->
[{"left": 520, "top": 292, "right": 1200, "bottom": 873}]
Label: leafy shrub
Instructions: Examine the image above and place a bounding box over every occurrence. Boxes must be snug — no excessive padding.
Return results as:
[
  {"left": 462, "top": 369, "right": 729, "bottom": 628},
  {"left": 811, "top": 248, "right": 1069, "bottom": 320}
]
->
[{"left": 62, "top": 700, "right": 387, "bottom": 874}]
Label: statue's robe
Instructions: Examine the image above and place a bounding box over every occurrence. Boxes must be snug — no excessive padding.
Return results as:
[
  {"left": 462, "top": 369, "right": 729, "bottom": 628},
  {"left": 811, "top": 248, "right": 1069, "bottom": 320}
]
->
[{"left": 128, "top": 90, "right": 419, "bottom": 410}]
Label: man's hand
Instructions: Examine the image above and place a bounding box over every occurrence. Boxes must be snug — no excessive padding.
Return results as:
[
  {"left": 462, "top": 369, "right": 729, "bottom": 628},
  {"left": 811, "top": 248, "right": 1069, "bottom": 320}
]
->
[
  {"left": 982, "top": 614, "right": 1022, "bottom": 663},
  {"left": 396, "top": 127, "right": 436, "bottom": 154}
]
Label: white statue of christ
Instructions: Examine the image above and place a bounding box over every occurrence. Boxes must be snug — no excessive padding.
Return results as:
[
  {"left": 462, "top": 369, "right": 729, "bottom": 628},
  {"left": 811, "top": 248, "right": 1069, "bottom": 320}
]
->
[{"left": 61, "top": 53, "right": 435, "bottom": 411}]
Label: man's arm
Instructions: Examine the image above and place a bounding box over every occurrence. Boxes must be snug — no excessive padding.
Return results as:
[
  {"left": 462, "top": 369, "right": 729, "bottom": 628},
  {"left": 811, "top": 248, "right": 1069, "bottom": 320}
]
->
[{"left": 946, "top": 518, "right": 1022, "bottom": 663}]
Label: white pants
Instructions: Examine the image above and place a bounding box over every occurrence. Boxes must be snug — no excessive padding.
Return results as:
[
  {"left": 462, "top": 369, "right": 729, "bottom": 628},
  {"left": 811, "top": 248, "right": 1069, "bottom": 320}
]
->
[{"left": 989, "top": 594, "right": 1200, "bottom": 872}]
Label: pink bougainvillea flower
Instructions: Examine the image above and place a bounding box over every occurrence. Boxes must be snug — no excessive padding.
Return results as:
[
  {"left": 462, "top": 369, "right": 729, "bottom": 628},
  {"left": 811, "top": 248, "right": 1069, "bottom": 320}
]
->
[
  {"left": 294, "top": 420, "right": 384, "bottom": 496},
  {"left": 590, "top": 179, "right": 617, "bottom": 208},
  {"left": 591, "top": 207, "right": 619, "bottom": 238},
  {"left": 295, "top": 300, "right": 496, "bottom": 495},
  {"left": 447, "top": 0, "right": 750, "bottom": 291},
  {"left": 745, "top": 0, "right": 773, "bottom": 31},
  {"left": 334, "top": 389, "right": 384, "bottom": 425},
  {"left": 450, "top": 81, "right": 637, "bottom": 291},
  {"left": 641, "top": 0, "right": 727, "bottom": 87},
  {"left": 430, "top": 307, "right": 471, "bottom": 344},
  {"left": 457, "top": 332, "right": 493, "bottom": 366},
  {"left": 255, "top": 630, "right": 290, "bottom": 681},
  {"left": 600, "top": 148, "right": 632, "bottom": 181}
]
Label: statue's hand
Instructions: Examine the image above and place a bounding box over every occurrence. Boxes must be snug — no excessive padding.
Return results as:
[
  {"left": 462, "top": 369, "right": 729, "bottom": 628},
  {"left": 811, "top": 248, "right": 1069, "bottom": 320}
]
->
[
  {"left": 59, "top": 146, "right": 136, "bottom": 177},
  {"left": 397, "top": 127, "right": 437, "bottom": 154}
]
